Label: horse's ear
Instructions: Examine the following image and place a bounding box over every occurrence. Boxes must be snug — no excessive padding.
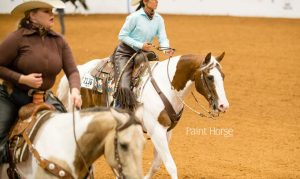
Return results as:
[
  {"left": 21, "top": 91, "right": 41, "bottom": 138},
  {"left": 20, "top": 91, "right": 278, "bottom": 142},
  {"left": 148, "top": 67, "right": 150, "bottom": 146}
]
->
[
  {"left": 216, "top": 52, "right": 225, "bottom": 62},
  {"left": 110, "top": 108, "right": 129, "bottom": 125},
  {"left": 204, "top": 52, "right": 212, "bottom": 65},
  {"left": 134, "top": 104, "right": 144, "bottom": 122}
]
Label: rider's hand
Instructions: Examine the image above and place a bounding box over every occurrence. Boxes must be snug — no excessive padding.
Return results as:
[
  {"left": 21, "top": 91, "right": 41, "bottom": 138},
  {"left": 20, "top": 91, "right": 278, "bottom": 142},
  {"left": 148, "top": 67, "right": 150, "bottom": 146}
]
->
[
  {"left": 164, "top": 49, "right": 175, "bottom": 57},
  {"left": 71, "top": 88, "right": 82, "bottom": 109},
  {"left": 18, "top": 73, "right": 43, "bottom": 88},
  {"left": 142, "top": 43, "right": 152, "bottom": 51}
]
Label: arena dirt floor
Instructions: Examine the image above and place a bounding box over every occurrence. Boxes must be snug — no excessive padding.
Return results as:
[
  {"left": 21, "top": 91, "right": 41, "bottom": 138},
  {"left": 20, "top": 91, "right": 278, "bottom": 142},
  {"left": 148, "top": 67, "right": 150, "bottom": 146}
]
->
[{"left": 1, "top": 13, "right": 300, "bottom": 178}]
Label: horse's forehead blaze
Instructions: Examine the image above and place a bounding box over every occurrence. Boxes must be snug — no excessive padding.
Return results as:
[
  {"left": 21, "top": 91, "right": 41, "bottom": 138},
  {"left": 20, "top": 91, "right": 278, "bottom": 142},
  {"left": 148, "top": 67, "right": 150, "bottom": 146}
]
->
[
  {"left": 217, "top": 66, "right": 225, "bottom": 79},
  {"left": 118, "top": 125, "right": 144, "bottom": 150},
  {"left": 118, "top": 126, "right": 135, "bottom": 143}
]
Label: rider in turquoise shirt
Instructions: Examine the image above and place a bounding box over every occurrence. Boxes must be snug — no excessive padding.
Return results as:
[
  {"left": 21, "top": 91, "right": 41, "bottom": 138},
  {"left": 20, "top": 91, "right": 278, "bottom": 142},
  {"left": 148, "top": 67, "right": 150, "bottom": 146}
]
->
[
  {"left": 112, "top": 0, "right": 174, "bottom": 110},
  {"left": 119, "top": 8, "right": 169, "bottom": 51}
]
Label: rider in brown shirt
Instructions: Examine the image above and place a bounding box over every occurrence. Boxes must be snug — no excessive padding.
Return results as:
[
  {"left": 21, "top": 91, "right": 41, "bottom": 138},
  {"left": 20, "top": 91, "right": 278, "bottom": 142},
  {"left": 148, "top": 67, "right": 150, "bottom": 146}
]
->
[
  {"left": 0, "top": 0, "right": 82, "bottom": 164},
  {"left": 0, "top": 25, "right": 80, "bottom": 91}
]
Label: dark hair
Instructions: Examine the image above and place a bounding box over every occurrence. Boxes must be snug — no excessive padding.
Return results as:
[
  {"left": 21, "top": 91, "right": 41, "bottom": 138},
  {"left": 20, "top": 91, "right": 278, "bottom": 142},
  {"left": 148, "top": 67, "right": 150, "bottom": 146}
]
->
[
  {"left": 136, "top": 0, "right": 145, "bottom": 11},
  {"left": 18, "top": 8, "right": 38, "bottom": 29}
]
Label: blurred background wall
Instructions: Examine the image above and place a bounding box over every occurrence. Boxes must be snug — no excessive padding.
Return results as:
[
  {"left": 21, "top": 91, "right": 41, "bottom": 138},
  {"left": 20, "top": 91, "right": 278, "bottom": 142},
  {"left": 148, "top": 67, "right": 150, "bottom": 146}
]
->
[{"left": 0, "top": 0, "right": 299, "bottom": 18}]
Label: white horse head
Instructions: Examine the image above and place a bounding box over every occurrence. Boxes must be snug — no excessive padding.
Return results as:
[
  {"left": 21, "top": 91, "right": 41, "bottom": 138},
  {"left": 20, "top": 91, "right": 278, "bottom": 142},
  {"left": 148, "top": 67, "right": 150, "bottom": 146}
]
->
[
  {"left": 170, "top": 52, "right": 229, "bottom": 114},
  {"left": 195, "top": 52, "right": 229, "bottom": 113},
  {"left": 105, "top": 106, "right": 145, "bottom": 178},
  {"left": 0, "top": 106, "right": 145, "bottom": 179}
]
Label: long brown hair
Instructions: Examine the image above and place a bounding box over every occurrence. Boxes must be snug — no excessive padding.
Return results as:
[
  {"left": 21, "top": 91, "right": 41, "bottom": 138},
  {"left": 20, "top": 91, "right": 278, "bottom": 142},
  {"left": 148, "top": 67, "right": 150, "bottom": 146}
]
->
[
  {"left": 136, "top": 0, "right": 145, "bottom": 11},
  {"left": 18, "top": 8, "right": 38, "bottom": 29}
]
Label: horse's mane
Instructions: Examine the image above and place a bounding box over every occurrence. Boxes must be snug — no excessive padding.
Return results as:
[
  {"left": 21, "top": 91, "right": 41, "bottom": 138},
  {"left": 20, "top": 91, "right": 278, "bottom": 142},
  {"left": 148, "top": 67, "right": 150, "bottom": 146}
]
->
[
  {"left": 80, "top": 106, "right": 134, "bottom": 115},
  {"left": 80, "top": 107, "right": 110, "bottom": 113}
]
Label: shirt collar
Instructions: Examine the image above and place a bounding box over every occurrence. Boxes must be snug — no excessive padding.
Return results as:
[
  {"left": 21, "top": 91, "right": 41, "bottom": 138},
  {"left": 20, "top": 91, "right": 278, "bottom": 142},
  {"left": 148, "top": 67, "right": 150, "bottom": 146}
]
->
[
  {"left": 137, "top": 8, "right": 158, "bottom": 18},
  {"left": 22, "top": 27, "right": 59, "bottom": 36}
]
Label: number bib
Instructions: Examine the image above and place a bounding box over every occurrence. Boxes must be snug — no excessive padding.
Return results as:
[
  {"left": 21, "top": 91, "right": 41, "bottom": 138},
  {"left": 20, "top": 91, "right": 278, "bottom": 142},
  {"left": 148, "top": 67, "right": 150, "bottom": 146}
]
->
[{"left": 81, "top": 74, "right": 95, "bottom": 89}]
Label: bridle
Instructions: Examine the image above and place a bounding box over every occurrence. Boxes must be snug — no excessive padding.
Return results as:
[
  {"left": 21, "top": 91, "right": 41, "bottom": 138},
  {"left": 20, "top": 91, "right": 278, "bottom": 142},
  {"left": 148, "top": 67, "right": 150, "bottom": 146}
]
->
[
  {"left": 142, "top": 45, "right": 218, "bottom": 118},
  {"left": 165, "top": 52, "right": 220, "bottom": 118},
  {"left": 199, "top": 66, "right": 219, "bottom": 117},
  {"left": 113, "top": 114, "right": 142, "bottom": 179}
]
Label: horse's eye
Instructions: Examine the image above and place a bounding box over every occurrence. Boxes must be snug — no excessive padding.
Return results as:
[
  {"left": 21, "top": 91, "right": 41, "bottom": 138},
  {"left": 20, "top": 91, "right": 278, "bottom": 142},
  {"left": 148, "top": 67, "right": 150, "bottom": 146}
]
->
[
  {"left": 207, "top": 75, "right": 214, "bottom": 81},
  {"left": 119, "top": 143, "right": 128, "bottom": 151}
]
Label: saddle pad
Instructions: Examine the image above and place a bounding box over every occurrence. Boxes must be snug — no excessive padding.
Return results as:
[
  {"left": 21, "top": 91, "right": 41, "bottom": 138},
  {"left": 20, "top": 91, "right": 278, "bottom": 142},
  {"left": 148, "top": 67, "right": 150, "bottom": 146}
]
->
[
  {"left": 80, "top": 60, "right": 159, "bottom": 105},
  {"left": 81, "top": 59, "right": 114, "bottom": 93}
]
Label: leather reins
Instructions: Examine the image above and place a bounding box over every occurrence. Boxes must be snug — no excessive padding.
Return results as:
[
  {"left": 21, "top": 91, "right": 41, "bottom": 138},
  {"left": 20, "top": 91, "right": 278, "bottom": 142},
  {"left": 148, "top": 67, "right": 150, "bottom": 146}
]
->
[{"left": 163, "top": 49, "right": 217, "bottom": 118}]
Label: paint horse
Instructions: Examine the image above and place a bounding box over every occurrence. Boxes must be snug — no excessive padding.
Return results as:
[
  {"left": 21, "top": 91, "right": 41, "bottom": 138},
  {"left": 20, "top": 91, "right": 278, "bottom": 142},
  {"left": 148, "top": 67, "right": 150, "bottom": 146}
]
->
[
  {"left": 57, "top": 52, "right": 229, "bottom": 179},
  {"left": 0, "top": 105, "right": 145, "bottom": 179}
]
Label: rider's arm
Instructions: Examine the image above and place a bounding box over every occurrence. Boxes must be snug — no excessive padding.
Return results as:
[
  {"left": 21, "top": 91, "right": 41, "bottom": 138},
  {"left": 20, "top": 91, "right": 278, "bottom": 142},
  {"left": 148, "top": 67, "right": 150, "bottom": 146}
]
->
[
  {"left": 0, "top": 31, "right": 22, "bottom": 83},
  {"left": 157, "top": 16, "right": 170, "bottom": 48},
  {"left": 60, "top": 37, "right": 80, "bottom": 91},
  {"left": 119, "top": 15, "right": 144, "bottom": 50}
]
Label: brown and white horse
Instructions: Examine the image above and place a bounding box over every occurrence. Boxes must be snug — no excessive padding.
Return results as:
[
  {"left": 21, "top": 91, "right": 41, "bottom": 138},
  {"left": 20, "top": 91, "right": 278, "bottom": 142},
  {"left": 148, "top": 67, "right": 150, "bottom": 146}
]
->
[
  {"left": 0, "top": 106, "right": 145, "bottom": 179},
  {"left": 57, "top": 52, "right": 229, "bottom": 179}
]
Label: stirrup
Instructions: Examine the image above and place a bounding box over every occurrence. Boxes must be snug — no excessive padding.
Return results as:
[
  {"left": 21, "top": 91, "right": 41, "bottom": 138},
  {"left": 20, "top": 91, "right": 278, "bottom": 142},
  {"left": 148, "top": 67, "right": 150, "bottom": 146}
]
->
[{"left": 6, "top": 142, "right": 21, "bottom": 179}]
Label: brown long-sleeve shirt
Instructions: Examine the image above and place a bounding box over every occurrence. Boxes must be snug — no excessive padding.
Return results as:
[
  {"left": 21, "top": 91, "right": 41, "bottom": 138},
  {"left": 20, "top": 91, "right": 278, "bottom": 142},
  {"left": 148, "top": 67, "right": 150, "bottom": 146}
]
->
[{"left": 0, "top": 27, "right": 80, "bottom": 91}]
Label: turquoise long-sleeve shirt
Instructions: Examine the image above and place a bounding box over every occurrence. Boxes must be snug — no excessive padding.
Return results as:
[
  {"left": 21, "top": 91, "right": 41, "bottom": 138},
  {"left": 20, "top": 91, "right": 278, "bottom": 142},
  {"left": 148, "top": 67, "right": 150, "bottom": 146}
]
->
[{"left": 119, "top": 9, "right": 170, "bottom": 51}]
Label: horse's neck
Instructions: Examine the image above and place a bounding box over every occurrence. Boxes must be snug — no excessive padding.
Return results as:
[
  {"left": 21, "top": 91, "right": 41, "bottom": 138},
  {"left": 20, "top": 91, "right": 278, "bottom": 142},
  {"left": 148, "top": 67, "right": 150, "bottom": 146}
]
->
[
  {"left": 74, "top": 111, "right": 119, "bottom": 170},
  {"left": 30, "top": 111, "right": 116, "bottom": 177},
  {"left": 74, "top": 112, "right": 117, "bottom": 178},
  {"left": 154, "top": 56, "right": 195, "bottom": 99}
]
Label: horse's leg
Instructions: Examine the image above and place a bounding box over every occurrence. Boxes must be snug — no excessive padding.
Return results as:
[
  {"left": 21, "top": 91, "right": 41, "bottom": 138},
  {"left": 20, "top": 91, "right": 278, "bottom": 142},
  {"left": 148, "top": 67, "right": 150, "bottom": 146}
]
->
[
  {"left": 79, "top": 0, "right": 89, "bottom": 10},
  {"left": 144, "top": 130, "right": 173, "bottom": 179},
  {"left": 143, "top": 117, "right": 177, "bottom": 179},
  {"left": 70, "top": 0, "right": 78, "bottom": 9},
  {"left": 144, "top": 147, "right": 161, "bottom": 179}
]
